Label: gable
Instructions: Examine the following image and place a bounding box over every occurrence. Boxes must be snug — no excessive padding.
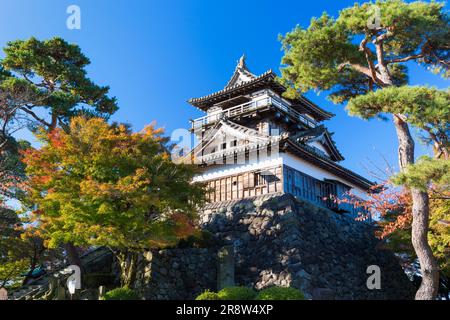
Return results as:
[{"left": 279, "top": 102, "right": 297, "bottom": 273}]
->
[
  {"left": 307, "top": 140, "right": 331, "bottom": 157},
  {"left": 224, "top": 55, "right": 257, "bottom": 89}
]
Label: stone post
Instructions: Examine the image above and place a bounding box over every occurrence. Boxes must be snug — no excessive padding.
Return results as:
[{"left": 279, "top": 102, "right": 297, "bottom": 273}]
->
[
  {"left": 217, "top": 245, "right": 235, "bottom": 290},
  {"left": 98, "top": 285, "right": 107, "bottom": 300}
]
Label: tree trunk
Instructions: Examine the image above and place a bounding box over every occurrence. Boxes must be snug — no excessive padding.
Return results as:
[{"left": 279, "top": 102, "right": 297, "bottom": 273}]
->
[
  {"left": 50, "top": 112, "right": 58, "bottom": 131},
  {"left": 393, "top": 115, "right": 414, "bottom": 169},
  {"left": 117, "top": 250, "right": 139, "bottom": 288},
  {"left": 393, "top": 115, "right": 439, "bottom": 300},
  {"left": 410, "top": 189, "right": 440, "bottom": 299}
]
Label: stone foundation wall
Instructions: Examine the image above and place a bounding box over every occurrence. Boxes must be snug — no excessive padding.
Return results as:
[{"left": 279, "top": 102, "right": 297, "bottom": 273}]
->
[{"left": 199, "top": 193, "right": 415, "bottom": 299}]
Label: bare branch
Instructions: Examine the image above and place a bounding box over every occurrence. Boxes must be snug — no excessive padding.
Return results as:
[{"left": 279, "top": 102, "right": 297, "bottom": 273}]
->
[
  {"left": 384, "top": 39, "right": 449, "bottom": 70},
  {"left": 337, "top": 61, "right": 379, "bottom": 79},
  {"left": 438, "top": 219, "right": 450, "bottom": 226},
  {"left": 421, "top": 125, "right": 449, "bottom": 159},
  {"left": 386, "top": 54, "right": 425, "bottom": 64},
  {"left": 23, "top": 74, "right": 47, "bottom": 88},
  {"left": 359, "top": 37, "right": 384, "bottom": 85},
  {"left": 19, "top": 106, "right": 51, "bottom": 128}
]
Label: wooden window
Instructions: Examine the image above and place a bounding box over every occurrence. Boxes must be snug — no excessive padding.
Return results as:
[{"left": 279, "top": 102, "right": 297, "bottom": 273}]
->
[
  {"left": 255, "top": 172, "right": 271, "bottom": 187},
  {"left": 243, "top": 172, "right": 255, "bottom": 189},
  {"left": 254, "top": 173, "right": 260, "bottom": 186},
  {"left": 268, "top": 170, "right": 277, "bottom": 193},
  {"left": 243, "top": 172, "right": 249, "bottom": 189}
]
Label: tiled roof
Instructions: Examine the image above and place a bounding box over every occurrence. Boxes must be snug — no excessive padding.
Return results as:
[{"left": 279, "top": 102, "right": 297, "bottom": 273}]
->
[
  {"left": 282, "top": 139, "right": 375, "bottom": 190},
  {"left": 290, "top": 125, "right": 345, "bottom": 162},
  {"left": 188, "top": 69, "right": 333, "bottom": 121},
  {"left": 188, "top": 70, "right": 276, "bottom": 105}
]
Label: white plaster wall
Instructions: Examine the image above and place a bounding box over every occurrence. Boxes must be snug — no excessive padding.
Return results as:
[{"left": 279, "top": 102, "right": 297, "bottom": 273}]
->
[
  {"left": 281, "top": 153, "right": 368, "bottom": 197},
  {"left": 192, "top": 154, "right": 282, "bottom": 182},
  {"left": 192, "top": 152, "right": 368, "bottom": 198}
]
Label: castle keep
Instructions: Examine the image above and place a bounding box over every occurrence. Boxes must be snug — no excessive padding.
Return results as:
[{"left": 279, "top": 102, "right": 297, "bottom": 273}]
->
[{"left": 185, "top": 56, "right": 373, "bottom": 214}]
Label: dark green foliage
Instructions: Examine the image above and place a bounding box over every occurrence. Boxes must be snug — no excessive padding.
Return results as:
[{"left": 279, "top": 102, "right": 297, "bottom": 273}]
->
[
  {"left": 0, "top": 139, "right": 29, "bottom": 199},
  {"left": 0, "top": 37, "right": 118, "bottom": 130},
  {"left": 348, "top": 86, "right": 450, "bottom": 156},
  {"left": 280, "top": 0, "right": 449, "bottom": 102},
  {"left": 102, "top": 287, "right": 140, "bottom": 300},
  {"left": 217, "top": 286, "right": 257, "bottom": 300},
  {"left": 195, "top": 290, "right": 221, "bottom": 300},
  {"left": 255, "top": 287, "right": 305, "bottom": 300},
  {"left": 347, "top": 85, "right": 449, "bottom": 126},
  {"left": 392, "top": 156, "right": 450, "bottom": 191}
]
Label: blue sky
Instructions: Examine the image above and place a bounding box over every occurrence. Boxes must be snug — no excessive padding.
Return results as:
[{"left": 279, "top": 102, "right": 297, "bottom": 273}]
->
[{"left": 0, "top": 0, "right": 448, "bottom": 180}]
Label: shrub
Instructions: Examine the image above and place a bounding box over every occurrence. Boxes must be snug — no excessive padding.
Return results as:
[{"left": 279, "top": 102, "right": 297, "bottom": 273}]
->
[
  {"left": 217, "top": 286, "right": 257, "bottom": 300},
  {"left": 195, "top": 290, "right": 221, "bottom": 300},
  {"left": 102, "top": 287, "right": 140, "bottom": 300},
  {"left": 255, "top": 287, "right": 305, "bottom": 300}
]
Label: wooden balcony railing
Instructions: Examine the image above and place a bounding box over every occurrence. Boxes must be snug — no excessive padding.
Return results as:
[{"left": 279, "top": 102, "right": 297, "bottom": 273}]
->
[{"left": 191, "top": 95, "right": 317, "bottom": 131}]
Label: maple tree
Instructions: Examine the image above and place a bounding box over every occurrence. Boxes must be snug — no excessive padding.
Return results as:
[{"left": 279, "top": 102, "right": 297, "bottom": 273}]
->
[
  {"left": 21, "top": 117, "right": 205, "bottom": 287},
  {"left": 279, "top": 0, "right": 449, "bottom": 299}
]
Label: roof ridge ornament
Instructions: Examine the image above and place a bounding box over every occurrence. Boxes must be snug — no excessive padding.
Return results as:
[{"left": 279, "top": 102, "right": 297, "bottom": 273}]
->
[
  {"left": 224, "top": 54, "right": 256, "bottom": 89},
  {"left": 237, "top": 54, "right": 247, "bottom": 69}
]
